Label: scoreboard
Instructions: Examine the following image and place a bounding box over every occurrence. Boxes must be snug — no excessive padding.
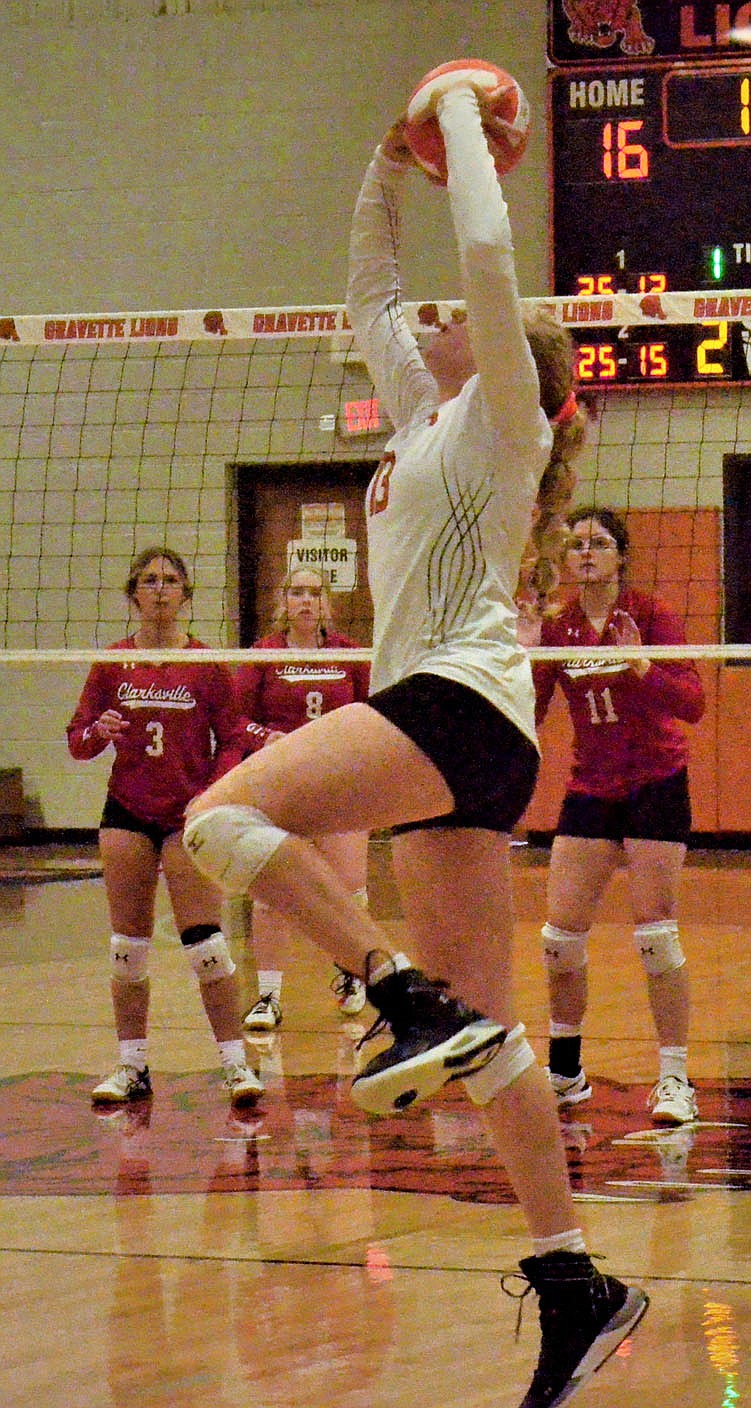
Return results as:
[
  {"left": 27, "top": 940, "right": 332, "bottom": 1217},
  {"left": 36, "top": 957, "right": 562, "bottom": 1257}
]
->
[
  {"left": 550, "top": 64, "right": 751, "bottom": 297},
  {"left": 547, "top": 1, "right": 751, "bottom": 385}
]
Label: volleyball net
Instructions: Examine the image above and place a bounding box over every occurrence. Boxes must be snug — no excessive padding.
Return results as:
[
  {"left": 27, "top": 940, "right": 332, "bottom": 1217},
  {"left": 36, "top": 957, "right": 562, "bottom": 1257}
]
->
[
  {"left": 0, "top": 294, "right": 750, "bottom": 833},
  {"left": 2, "top": 290, "right": 751, "bottom": 654}
]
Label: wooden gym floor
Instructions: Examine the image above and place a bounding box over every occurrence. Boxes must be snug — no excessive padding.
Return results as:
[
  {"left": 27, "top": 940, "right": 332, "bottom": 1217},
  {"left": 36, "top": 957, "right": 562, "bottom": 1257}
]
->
[{"left": 0, "top": 837, "right": 749, "bottom": 1408}]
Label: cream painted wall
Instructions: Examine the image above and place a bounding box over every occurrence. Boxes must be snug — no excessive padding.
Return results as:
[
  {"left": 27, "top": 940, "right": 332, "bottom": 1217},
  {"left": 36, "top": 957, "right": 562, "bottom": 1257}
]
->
[
  {"left": 0, "top": 2, "right": 550, "bottom": 310},
  {"left": 0, "top": 1, "right": 749, "bottom": 829}
]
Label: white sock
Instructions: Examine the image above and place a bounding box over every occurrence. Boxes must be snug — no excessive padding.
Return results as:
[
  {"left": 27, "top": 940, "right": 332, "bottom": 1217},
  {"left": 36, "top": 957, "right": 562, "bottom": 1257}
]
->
[
  {"left": 549, "top": 1021, "right": 582, "bottom": 1039},
  {"left": 368, "top": 952, "right": 411, "bottom": 985},
  {"left": 257, "top": 969, "right": 282, "bottom": 1002},
  {"left": 659, "top": 1045, "right": 689, "bottom": 1083},
  {"left": 119, "top": 1039, "right": 147, "bottom": 1071},
  {"left": 218, "top": 1038, "right": 246, "bottom": 1070},
  {"left": 532, "top": 1228, "right": 587, "bottom": 1259}
]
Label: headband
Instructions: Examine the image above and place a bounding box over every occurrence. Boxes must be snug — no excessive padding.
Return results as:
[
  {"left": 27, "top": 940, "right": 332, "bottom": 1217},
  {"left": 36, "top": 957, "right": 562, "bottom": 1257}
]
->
[{"left": 551, "top": 390, "right": 579, "bottom": 426}]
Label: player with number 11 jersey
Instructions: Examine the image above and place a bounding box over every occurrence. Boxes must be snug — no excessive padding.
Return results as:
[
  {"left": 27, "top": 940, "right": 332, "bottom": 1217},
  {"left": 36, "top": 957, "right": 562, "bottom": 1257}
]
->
[{"left": 533, "top": 585, "right": 705, "bottom": 797}]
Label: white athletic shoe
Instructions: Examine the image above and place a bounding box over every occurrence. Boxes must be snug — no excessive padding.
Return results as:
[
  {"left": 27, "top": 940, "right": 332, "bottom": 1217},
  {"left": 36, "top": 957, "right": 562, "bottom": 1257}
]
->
[
  {"left": 223, "top": 1061, "right": 264, "bottom": 1107},
  {"left": 91, "top": 1064, "right": 152, "bottom": 1104},
  {"left": 648, "top": 1075, "right": 698, "bottom": 1126},
  {"left": 547, "top": 1067, "right": 593, "bottom": 1109},
  {"left": 331, "top": 967, "right": 367, "bottom": 1016},
  {"left": 242, "top": 994, "right": 282, "bottom": 1032}
]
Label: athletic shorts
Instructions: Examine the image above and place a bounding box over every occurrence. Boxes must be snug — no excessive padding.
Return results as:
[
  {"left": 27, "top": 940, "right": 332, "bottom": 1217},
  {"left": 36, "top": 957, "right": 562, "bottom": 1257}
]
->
[
  {"left": 556, "top": 767, "right": 692, "bottom": 845},
  {"left": 100, "top": 794, "right": 180, "bottom": 851},
  {"left": 367, "top": 672, "right": 539, "bottom": 833}
]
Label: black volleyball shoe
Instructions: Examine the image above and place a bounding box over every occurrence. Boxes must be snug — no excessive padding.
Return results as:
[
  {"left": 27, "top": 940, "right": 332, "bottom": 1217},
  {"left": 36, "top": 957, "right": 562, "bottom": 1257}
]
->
[
  {"left": 349, "top": 953, "right": 507, "bottom": 1116},
  {"left": 513, "top": 1251, "right": 649, "bottom": 1408}
]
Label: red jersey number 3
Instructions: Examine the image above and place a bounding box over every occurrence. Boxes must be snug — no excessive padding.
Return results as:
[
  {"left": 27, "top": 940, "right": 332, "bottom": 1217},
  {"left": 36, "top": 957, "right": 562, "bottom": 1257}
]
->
[{"left": 368, "top": 452, "right": 396, "bottom": 516}]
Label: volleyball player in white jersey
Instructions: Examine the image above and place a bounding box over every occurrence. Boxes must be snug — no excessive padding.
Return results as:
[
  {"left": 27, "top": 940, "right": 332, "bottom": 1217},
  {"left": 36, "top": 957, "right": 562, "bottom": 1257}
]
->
[{"left": 183, "top": 80, "right": 647, "bottom": 1406}]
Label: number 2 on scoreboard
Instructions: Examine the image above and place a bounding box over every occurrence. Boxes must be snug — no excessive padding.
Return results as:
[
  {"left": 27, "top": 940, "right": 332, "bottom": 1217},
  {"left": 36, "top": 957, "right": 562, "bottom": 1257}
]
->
[{"left": 696, "top": 321, "right": 729, "bottom": 377}]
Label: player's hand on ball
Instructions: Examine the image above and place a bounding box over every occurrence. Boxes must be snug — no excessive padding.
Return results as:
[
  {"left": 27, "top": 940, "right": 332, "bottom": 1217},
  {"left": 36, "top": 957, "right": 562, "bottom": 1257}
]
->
[
  {"left": 381, "top": 118, "right": 416, "bottom": 166},
  {"left": 404, "top": 60, "right": 530, "bottom": 185},
  {"left": 381, "top": 119, "right": 446, "bottom": 186}
]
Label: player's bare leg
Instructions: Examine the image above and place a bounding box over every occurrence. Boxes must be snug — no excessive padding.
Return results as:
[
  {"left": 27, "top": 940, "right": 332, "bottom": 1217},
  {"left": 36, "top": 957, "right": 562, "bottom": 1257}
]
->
[
  {"left": 316, "top": 831, "right": 369, "bottom": 1016},
  {"left": 163, "top": 833, "right": 263, "bottom": 1105},
  {"left": 390, "top": 826, "right": 577, "bottom": 1238},
  {"left": 186, "top": 703, "right": 453, "bottom": 974},
  {"left": 543, "top": 835, "right": 620, "bottom": 1108},
  {"left": 626, "top": 836, "right": 696, "bottom": 1123},
  {"left": 545, "top": 834, "right": 620, "bottom": 1026},
  {"left": 99, "top": 827, "right": 159, "bottom": 1042},
  {"left": 184, "top": 702, "right": 507, "bottom": 1111},
  {"left": 91, "top": 828, "right": 159, "bottom": 1103},
  {"left": 626, "top": 836, "right": 689, "bottom": 1043}
]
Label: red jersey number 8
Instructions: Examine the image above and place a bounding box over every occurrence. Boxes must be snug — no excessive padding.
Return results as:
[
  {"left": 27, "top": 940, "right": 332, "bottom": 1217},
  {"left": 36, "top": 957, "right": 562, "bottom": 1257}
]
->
[{"left": 368, "top": 452, "right": 396, "bottom": 516}]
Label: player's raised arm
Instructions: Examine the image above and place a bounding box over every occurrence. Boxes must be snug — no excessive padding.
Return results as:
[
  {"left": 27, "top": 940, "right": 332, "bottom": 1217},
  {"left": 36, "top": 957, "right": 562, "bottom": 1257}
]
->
[{"left": 345, "top": 121, "right": 438, "bottom": 432}]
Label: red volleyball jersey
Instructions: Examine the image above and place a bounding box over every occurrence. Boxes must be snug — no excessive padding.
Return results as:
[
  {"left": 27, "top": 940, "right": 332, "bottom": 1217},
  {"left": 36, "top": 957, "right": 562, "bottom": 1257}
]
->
[
  {"left": 533, "top": 588, "right": 705, "bottom": 798},
  {"left": 66, "top": 637, "right": 245, "bottom": 831},
  {"left": 235, "top": 630, "right": 370, "bottom": 752}
]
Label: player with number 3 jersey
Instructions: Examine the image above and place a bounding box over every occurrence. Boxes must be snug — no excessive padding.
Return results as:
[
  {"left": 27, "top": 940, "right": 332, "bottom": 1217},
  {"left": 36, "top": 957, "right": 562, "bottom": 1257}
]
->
[
  {"left": 68, "top": 639, "right": 243, "bottom": 831},
  {"left": 66, "top": 547, "right": 260, "bottom": 1110}
]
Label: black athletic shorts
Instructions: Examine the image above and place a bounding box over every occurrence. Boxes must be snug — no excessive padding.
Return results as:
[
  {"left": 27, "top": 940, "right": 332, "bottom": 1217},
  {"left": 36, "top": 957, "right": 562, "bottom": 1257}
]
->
[
  {"left": 100, "top": 794, "right": 180, "bottom": 851},
  {"left": 367, "top": 672, "right": 539, "bottom": 833},
  {"left": 556, "top": 767, "right": 692, "bottom": 845}
]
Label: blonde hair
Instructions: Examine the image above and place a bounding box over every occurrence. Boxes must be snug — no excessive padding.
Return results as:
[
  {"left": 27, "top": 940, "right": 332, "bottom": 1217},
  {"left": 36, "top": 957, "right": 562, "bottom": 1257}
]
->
[
  {"left": 519, "top": 310, "right": 588, "bottom": 619},
  {"left": 271, "top": 566, "right": 333, "bottom": 635}
]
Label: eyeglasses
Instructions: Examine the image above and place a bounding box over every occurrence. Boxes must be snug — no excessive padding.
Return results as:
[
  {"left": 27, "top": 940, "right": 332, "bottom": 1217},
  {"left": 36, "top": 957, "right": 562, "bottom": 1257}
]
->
[
  {"left": 567, "top": 536, "right": 617, "bottom": 553},
  {"left": 137, "top": 573, "right": 184, "bottom": 589}
]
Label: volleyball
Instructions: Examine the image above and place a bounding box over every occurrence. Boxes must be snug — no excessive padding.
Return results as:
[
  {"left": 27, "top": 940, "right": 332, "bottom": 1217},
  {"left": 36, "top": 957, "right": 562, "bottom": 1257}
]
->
[{"left": 404, "top": 59, "right": 530, "bottom": 185}]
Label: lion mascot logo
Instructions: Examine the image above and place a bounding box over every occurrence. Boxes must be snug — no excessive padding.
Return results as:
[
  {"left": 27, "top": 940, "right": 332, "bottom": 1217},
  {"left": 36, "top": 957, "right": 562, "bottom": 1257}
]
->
[
  {"left": 203, "top": 310, "right": 227, "bottom": 337},
  {"left": 562, "top": 0, "right": 655, "bottom": 56}
]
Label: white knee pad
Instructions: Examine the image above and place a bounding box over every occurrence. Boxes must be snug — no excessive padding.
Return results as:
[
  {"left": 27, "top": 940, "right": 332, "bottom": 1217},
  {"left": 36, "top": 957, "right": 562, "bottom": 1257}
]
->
[
  {"left": 186, "top": 932, "right": 236, "bottom": 984},
  {"left": 635, "top": 920, "right": 685, "bottom": 976},
  {"left": 462, "top": 1023, "right": 537, "bottom": 1106},
  {"left": 183, "top": 804, "right": 289, "bottom": 896},
  {"left": 542, "top": 922, "right": 589, "bottom": 973},
  {"left": 110, "top": 933, "right": 150, "bottom": 984},
  {"left": 352, "top": 886, "right": 369, "bottom": 909}
]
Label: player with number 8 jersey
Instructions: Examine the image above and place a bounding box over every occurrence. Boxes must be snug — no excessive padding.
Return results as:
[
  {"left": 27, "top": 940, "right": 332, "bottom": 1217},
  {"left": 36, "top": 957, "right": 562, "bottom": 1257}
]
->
[{"left": 234, "top": 567, "right": 371, "bottom": 1028}]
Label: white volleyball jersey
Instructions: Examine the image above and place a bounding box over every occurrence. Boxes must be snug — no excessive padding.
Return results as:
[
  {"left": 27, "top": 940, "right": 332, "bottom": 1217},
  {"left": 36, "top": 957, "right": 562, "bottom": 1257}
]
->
[{"left": 346, "top": 88, "right": 552, "bottom": 747}]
